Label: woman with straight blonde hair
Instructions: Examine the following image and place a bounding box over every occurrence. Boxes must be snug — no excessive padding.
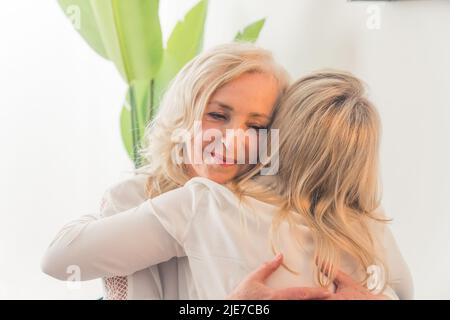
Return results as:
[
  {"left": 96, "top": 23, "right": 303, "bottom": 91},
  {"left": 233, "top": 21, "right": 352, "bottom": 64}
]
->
[{"left": 42, "top": 67, "right": 413, "bottom": 299}]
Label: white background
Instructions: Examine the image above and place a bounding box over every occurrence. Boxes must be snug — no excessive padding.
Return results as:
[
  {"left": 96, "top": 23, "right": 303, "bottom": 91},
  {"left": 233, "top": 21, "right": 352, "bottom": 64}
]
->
[{"left": 0, "top": 0, "right": 449, "bottom": 299}]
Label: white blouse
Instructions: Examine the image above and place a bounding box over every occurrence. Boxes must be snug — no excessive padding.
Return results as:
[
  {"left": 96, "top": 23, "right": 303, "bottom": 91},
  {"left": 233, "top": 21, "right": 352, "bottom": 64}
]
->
[
  {"left": 41, "top": 175, "right": 414, "bottom": 300},
  {"left": 97, "top": 173, "right": 197, "bottom": 299}
]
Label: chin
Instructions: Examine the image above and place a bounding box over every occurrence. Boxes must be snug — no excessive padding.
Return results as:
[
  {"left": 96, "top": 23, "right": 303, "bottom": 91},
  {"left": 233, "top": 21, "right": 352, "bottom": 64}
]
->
[
  {"left": 207, "top": 175, "right": 234, "bottom": 184},
  {"left": 192, "top": 164, "right": 245, "bottom": 184}
]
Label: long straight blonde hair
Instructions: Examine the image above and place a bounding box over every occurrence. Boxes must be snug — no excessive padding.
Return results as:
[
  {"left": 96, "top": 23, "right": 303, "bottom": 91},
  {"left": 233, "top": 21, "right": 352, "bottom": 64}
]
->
[
  {"left": 239, "top": 70, "right": 388, "bottom": 288},
  {"left": 133, "top": 42, "right": 290, "bottom": 198}
]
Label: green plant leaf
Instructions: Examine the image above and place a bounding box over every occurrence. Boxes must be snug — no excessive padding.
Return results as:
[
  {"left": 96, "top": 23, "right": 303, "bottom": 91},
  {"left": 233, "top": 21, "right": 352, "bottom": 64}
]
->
[
  {"left": 65, "top": 0, "right": 164, "bottom": 83},
  {"left": 153, "top": 0, "right": 208, "bottom": 112},
  {"left": 234, "top": 18, "right": 266, "bottom": 43},
  {"left": 88, "top": 1, "right": 128, "bottom": 78},
  {"left": 111, "top": 0, "right": 164, "bottom": 82},
  {"left": 120, "top": 103, "right": 133, "bottom": 161},
  {"left": 58, "top": 0, "right": 108, "bottom": 59}
]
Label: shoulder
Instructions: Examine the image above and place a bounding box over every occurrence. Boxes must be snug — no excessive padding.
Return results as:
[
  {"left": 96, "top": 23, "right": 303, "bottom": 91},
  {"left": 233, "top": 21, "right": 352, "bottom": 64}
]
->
[
  {"left": 149, "top": 178, "right": 239, "bottom": 244},
  {"left": 144, "top": 177, "right": 238, "bottom": 230},
  {"left": 102, "top": 173, "right": 151, "bottom": 214},
  {"left": 183, "top": 177, "right": 238, "bottom": 208}
]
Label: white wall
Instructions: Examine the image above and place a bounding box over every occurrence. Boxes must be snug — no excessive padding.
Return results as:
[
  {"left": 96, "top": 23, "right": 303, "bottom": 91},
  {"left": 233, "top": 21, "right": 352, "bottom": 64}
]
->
[{"left": 0, "top": 0, "right": 448, "bottom": 299}]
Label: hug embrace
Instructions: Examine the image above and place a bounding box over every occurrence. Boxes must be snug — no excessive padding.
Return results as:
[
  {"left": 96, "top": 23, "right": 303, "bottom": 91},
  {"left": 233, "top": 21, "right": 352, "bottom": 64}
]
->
[{"left": 41, "top": 42, "right": 414, "bottom": 300}]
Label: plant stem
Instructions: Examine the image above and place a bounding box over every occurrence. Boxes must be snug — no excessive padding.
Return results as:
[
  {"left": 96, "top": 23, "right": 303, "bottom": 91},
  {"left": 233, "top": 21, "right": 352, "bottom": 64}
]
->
[
  {"left": 148, "top": 79, "right": 154, "bottom": 123},
  {"left": 129, "top": 84, "right": 141, "bottom": 168}
]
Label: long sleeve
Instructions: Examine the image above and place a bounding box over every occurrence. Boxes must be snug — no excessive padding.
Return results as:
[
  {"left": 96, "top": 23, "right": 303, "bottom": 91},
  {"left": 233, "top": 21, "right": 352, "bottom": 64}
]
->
[
  {"left": 41, "top": 198, "right": 186, "bottom": 281},
  {"left": 99, "top": 188, "right": 132, "bottom": 300}
]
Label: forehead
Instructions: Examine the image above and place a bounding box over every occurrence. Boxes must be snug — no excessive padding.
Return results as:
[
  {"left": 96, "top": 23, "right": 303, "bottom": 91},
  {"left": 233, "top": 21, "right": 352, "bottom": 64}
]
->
[{"left": 208, "top": 72, "right": 279, "bottom": 115}]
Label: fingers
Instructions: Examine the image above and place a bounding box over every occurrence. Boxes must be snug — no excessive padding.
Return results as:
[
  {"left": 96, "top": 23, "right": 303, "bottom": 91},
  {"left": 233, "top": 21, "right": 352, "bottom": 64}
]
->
[
  {"left": 272, "top": 287, "right": 331, "bottom": 300},
  {"left": 248, "top": 253, "right": 283, "bottom": 282},
  {"left": 332, "top": 270, "right": 356, "bottom": 287},
  {"left": 314, "top": 257, "right": 333, "bottom": 278},
  {"left": 313, "top": 258, "right": 356, "bottom": 288},
  {"left": 322, "top": 293, "right": 346, "bottom": 300}
]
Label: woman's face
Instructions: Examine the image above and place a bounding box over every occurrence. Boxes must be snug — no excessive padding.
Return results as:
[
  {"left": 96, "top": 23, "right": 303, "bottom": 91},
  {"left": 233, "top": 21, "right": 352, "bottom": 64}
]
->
[{"left": 185, "top": 72, "right": 280, "bottom": 184}]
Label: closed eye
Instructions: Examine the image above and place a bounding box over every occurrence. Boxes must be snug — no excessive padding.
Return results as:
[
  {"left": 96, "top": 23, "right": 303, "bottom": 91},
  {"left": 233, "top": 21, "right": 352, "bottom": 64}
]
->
[
  {"left": 207, "top": 112, "right": 228, "bottom": 121},
  {"left": 248, "top": 124, "right": 268, "bottom": 130}
]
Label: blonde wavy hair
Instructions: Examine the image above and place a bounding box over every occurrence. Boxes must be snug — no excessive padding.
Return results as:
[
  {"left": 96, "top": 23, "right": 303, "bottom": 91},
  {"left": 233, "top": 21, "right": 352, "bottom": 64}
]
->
[
  {"left": 239, "top": 70, "right": 389, "bottom": 289},
  {"left": 133, "top": 42, "right": 290, "bottom": 198}
]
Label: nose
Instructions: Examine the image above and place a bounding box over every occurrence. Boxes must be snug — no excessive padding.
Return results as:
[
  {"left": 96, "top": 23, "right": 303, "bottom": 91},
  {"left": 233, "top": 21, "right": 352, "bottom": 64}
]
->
[{"left": 220, "top": 118, "right": 250, "bottom": 163}]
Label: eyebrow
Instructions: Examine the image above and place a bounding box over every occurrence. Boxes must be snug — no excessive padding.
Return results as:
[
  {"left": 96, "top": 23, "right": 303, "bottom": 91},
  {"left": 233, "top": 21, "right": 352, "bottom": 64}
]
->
[{"left": 209, "top": 100, "right": 270, "bottom": 120}]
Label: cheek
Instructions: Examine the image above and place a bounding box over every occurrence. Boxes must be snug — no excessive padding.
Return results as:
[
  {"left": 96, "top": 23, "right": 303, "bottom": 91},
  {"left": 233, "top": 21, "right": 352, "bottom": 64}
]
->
[
  {"left": 201, "top": 118, "right": 223, "bottom": 134},
  {"left": 190, "top": 163, "right": 206, "bottom": 177}
]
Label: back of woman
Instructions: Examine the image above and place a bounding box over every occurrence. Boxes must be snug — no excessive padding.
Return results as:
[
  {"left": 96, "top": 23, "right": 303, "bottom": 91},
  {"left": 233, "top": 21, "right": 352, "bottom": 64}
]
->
[{"left": 244, "top": 70, "right": 413, "bottom": 298}]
